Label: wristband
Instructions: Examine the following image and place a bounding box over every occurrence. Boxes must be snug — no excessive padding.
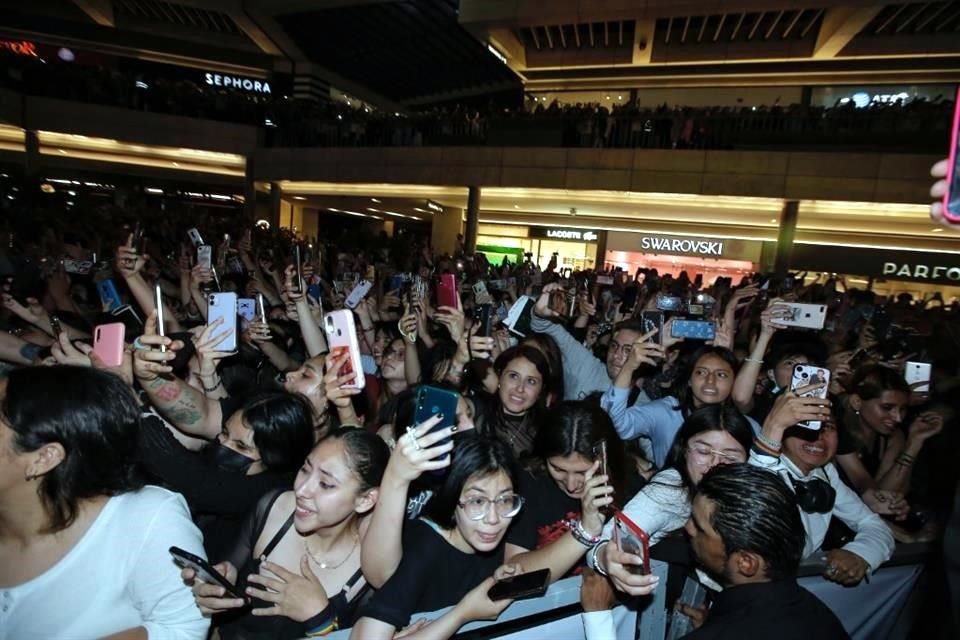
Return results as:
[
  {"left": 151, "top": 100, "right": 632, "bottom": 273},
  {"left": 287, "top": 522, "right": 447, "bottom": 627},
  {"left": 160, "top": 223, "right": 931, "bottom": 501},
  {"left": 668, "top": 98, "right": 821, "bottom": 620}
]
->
[
  {"left": 588, "top": 540, "right": 611, "bottom": 576},
  {"left": 756, "top": 431, "right": 782, "bottom": 451},
  {"left": 302, "top": 605, "right": 338, "bottom": 637},
  {"left": 567, "top": 518, "right": 601, "bottom": 547},
  {"left": 743, "top": 357, "right": 764, "bottom": 365}
]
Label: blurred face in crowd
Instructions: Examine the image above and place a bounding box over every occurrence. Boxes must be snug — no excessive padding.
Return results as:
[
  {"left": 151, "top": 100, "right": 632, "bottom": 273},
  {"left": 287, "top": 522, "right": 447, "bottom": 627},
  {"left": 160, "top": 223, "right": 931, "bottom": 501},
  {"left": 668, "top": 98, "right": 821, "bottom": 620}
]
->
[
  {"left": 284, "top": 356, "right": 327, "bottom": 416},
  {"left": 685, "top": 429, "right": 746, "bottom": 486},
  {"left": 771, "top": 354, "right": 810, "bottom": 390},
  {"left": 852, "top": 390, "right": 908, "bottom": 436},
  {"left": 457, "top": 396, "right": 476, "bottom": 432},
  {"left": 293, "top": 437, "right": 375, "bottom": 534},
  {"left": 380, "top": 338, "right": 406, "bottom": 381},
  {"left": 689, "top": 354, "right": 735, "bottom": 407},
  {"left": 546, "top": 452, "right": 594, "bottom": 498},
  {"left": 218, "top": 411, "right": 264, "bottom": 475},
  {"left": 606, "top": 329, "right": 642, "bottom": 379},
  {"left": 782, "top": 420, "right": 838, "bottom": 475},
  {"left": 373, "top": 329, "right": 390, "bottom": 367},
  {"left": 498, "top": 356, "right": 542, "bottom": 415},
  {"left": 452, "top": 470, "right": 516, "bottom": 554}
]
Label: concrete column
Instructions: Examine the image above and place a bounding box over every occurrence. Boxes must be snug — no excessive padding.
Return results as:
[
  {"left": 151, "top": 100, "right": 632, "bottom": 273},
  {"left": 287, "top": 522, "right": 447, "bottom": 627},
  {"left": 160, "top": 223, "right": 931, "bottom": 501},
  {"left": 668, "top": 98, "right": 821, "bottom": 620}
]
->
[
  {"left": 464, "top": 186, "right": 480, "bottom": 255},
  {"left": 244, "top": 156, "right": 257, "bottom": 223},
  {"left": 593, "top": 230, "right": 608, "bottom": 270},
  {"left": 773, "top": 200, "right": 799, "bottom": 277},
  {"left": 269, "top": 181, "right": 282, "bottom": 230}
]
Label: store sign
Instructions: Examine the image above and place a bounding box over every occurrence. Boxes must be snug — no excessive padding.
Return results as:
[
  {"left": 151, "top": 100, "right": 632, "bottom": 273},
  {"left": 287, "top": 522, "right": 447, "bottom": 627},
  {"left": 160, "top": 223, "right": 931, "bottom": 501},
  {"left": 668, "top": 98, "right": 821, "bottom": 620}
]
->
[
  {"left": 639, "top": 235, "right": 724, "bottom": 256},
  {"left": 791, "top": 244, "right": 960, "bottom": 285},
  {"left": 839, "top": 91, "right": 910, "bottom": 108},
  {"left": 530, "top": 227, "right": 599, "bottom": 242},
  {"left": 0, "top": 39, "right": 38, "bottom": 57},
  {"left": 204, "top": 73, "right": 271, "bottom": 94}
]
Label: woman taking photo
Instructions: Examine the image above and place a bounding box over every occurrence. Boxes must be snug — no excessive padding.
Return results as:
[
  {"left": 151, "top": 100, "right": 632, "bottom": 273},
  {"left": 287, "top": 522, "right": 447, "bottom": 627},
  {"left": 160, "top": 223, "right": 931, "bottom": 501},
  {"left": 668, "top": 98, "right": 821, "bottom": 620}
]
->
[
  {"left": 0, "top": 366, "right": 208, "bottom": 639},
  {"left": 474, "top": 345, "right": 551, "bottom": 458},
  {"left": 351, "top": 432, "right": 524, "bottom": 639},
  {"left": 588, "top": 403, "right": 754, "bottom": 590},
  {"left": 602, "top": 343, "right": 756, "bottom": 468},
  {"left": 505, "top": 401, "right": 640, "bottom": 579},
  {"left": 185, "top": 427, "right": 390, "bottom": 638},
  {"left": 835, "top": 365, "right": 943, "bottom": 496}
]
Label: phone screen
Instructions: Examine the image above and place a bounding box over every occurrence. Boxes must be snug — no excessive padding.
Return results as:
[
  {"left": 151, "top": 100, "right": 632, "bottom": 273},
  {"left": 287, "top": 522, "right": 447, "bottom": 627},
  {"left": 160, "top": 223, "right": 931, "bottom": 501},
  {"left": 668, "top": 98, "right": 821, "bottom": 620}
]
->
[
  {"left": 614, "top": 511, "right": 650, "bottom": 575},
  {"left": 945, "top": 85, "right": 960, "bottom": 221}
]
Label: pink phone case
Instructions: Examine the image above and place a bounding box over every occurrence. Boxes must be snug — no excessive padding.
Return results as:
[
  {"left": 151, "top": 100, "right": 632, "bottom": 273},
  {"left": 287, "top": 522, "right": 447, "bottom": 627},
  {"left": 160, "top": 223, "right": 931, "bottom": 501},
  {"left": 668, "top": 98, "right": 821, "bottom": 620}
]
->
[
  {"left": 437, "top": 274, "right": 458, "bottom": 309},
  {"left": 93, "top": 322, "right": 125, "bottom": 367},
  {"left": 945, "top": 85, "right": 960, "bottom": 223},
  {"left": 323, "top": 310, "right": 365, "bottom": 390}
]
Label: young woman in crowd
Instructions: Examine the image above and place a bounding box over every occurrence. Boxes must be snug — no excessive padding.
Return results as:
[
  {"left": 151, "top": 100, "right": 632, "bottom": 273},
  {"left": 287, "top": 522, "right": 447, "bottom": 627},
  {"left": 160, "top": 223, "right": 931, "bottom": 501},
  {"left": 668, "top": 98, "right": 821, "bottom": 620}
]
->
[
  {"left": 834, "top": 365, "right": 944, "bottom": 496},
  {"left": 473, "top": 345, "right": 551, "bottom": 459},
  {"left": 184, "top": 427, "right": 390, "bottom": 638},
  {"left": 504, "top": 401, "right": 640, "bottom": 579},
  {"left": 602, "top": 342, "right": 756, "bottom": 468},
  {"left": 0, "top": 366, "right": 208, "bottom": 639},
  {"left": 351, "top": 432, "right": 524, "bottom": 639},
  {"left": 588, "top": 403, "right": 754, "bottom": 589},
  {"left": 749, "top": 389, "right": 896, "bottom": 586}
]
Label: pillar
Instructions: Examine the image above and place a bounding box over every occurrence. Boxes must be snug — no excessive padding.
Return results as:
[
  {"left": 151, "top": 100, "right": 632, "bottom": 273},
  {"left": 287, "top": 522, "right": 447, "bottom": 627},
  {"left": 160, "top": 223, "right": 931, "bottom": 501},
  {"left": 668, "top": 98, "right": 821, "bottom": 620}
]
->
[
  {"left": 773, "top": 200, "right": 799, "bottom": 277},
  {"left": 270, "top": 181, "right": 282, "bottom": 230},
  {"left": 594, "top": 230, "right": 608, "bottom": 270},
  {"left": 464, "top": 185, "right": 480, "bottom": 255},
  {"left": 244, "top": 156, "right": 257, "bottom": 223}
]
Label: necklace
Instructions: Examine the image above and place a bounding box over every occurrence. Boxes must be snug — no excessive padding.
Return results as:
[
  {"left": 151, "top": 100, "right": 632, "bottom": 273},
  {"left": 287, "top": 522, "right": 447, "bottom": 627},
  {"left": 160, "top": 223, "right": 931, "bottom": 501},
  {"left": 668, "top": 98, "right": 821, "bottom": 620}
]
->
[{"left": 304, "top": 530, "right": 359, "bottom": 570}]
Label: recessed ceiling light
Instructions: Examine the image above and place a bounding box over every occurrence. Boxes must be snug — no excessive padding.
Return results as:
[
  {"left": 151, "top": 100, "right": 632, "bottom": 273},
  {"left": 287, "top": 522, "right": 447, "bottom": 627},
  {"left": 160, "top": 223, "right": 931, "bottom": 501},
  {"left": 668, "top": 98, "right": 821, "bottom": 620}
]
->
[
  {"left": 371, "top": 198, "right": 381, "bottom": 203},
  {"left": 932, "top": 228, "right": 944, "bottom": 232},
  {"left": 514, "top": 204, "right": 520, "bottom": 209},
  {"left": 293, "top": 196, "right": 306, "bottom": 200}
]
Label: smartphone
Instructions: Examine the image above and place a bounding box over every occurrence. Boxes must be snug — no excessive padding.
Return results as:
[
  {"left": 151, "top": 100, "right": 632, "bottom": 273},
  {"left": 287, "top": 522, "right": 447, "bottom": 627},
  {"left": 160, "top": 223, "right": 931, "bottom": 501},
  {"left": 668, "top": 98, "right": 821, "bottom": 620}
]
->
[
  {"left": 110, "top": 304, "right": 143, "bottom": 338},
  {"left": 592, "top": 440, "right": 608, "bottom": 479},
  {"left": 779, "top": 303, "right": 827, "bottom": 330},
  {"left": 656, "top": 294, "right": 684, "bottom": 312},
  {"left": 487, "top": 568, "right": 551, "bottom": 602},
  {"left": 790, "top": 364, "right": 831, "bottom": 430},
  {"left": 437, "top": 273, "right": 458, "bottom": 309},
  {"left": 613, "top": 510, "right": 650, "bottom": 575},
  {"left": 93, "top": 322, "right": 125, "bottom": 367},
  {"left": 294, "top": 245, "right": 304, "bottom": 294},
  {"left": 671, "top": 319, "right": 716, "bottom": 341},
  {"left": 414, "top": 385, "right": 458, "bottom": 465},
  {"left": 474, "top": 303, "right": 493, "bottom": 337},
  {"left": 130, "top": 221, "right": 145, "bottom": 253},
  {"left": 168, "top": 546, "right": 244, "bottom": 600},
  {"left": 186, "top": 228, "right": 204, "bottom": 247},
  {"left": 323, "top": 309, "right": 365, "bottom": 390},
  {"left": 238, "top": 298, "right": 257, "bottom": 322},
  {"left": 943, "top": 85, "right": 960, "bottom": 223},
  {"left": 596, "top": 275, "right": 614, "bottom": 286},
  {"left": 197, "top": 245, "right": 213, "bottom": 271},
  {"left": 640, "top": 310, "right": 665, "bottom": 345},
  {"left": 97, "top": 279, "right": 124, "bottom": 312},
  {"left": 344, "top": 280, "right": 373, "bottom": 309},
  {"left": 155, "top": 283, "right": 167, "bottom": 353},
  {"left": 256, "top": 293, "right": 267, "bottom": 323},
  {"left": 207, "top": 292, "right": 238, "bottom": 352},
  {"left": 62, "top": 258, "right": 93, "bottom": 275},
  {"left": 48, "top": 314, "right": 63, "bottom": 338},
  {"left": 621, "top": 285, "right": 639, "bottom": 311},
  {"left": 472, "top": 280, "right": 489, "bottom": 299},
  {"left": 904, "top": 361, "right": 932, "bottom": 393}
]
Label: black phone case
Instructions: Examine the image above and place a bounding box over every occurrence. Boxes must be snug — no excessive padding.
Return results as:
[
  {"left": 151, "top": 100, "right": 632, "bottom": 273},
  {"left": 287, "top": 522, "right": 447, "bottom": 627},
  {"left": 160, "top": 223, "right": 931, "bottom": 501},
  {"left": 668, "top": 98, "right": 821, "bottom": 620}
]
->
[{"left": 488, "top": 569, "right": 551, "bottom": 601}]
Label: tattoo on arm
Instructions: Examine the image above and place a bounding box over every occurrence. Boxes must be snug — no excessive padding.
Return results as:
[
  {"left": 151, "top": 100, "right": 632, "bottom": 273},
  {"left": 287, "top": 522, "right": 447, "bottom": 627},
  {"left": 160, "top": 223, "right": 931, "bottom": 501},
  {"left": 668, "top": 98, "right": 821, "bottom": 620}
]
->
[{"left": 144, "top": 376, "right": 208, "bottom": 432}]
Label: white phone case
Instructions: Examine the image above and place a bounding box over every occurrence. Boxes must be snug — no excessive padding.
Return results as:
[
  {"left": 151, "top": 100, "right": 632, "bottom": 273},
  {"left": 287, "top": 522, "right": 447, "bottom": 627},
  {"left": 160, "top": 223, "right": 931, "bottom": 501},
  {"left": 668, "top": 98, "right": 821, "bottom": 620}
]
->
[
  {"left": 197, "top": 245, "right": 213, "bottom": 270},
  {"left": 323, "top": 310, "right": 365, "bottom": 390},
  {"left": 207, "top": 292, "right": 238, "bottom": 352},
  {"left": 904, "top": 361, "right": 932, "bottom": 393},
  {"left": 238, "top": 298, "right": 257, "bottom": 322},
  {"left": 789, "top": 364, "right": 831, "bottom": 429},
  {"left": 344, "top": 280, "right": 373, "bottom": 309},
  {"left": 780, "top": 303, "right": 827, "bottom": 330}
]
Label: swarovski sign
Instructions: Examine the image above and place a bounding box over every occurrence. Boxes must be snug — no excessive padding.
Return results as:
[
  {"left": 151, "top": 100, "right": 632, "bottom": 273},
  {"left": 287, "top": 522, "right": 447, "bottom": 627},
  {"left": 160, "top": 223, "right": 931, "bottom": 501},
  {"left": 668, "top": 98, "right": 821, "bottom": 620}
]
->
[
  {"left": 205, "top": 73, "right": 271, "bottom": 94},
  {"left": 640, "top": 235, "right": 724, "bottom": 256}
]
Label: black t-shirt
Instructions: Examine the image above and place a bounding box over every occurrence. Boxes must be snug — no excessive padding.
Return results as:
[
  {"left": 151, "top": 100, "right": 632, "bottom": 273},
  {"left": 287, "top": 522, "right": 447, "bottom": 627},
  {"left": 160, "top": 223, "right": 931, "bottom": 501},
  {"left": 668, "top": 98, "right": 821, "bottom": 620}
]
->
[
  {"left": 358, "top": 519, "right": 505, "bottom": 629},
  {"left": 506, "top": 470, "right": 580, "bottom": 552}
]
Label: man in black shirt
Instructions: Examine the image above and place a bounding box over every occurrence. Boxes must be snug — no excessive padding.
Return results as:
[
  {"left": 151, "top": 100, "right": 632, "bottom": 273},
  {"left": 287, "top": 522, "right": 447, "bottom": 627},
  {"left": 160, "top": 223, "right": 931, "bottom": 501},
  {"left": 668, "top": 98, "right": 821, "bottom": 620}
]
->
[{"left": 682, "top": 464, "right": 849, "bottom": 640}]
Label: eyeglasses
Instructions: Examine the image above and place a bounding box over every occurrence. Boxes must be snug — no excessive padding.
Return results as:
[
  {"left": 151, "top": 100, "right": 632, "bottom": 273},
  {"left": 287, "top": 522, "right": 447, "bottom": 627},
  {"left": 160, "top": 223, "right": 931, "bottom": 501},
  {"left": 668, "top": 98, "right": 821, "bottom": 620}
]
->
[
  {"left": 687, "top": 445, "right": 742, "bottom": 466},
  {"left": 458, "top": 493, "right": 524, "bottom": 521},
  {"left": 607, "top": 342, "right": 634, "bottom": 356}
]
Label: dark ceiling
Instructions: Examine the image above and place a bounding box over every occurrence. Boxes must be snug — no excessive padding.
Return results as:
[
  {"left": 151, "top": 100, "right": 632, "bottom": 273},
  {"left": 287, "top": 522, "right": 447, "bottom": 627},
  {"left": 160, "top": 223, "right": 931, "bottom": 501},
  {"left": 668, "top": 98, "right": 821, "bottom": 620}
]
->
[{"left": 276, "top": 0, "right": 521, "bottom": 103}]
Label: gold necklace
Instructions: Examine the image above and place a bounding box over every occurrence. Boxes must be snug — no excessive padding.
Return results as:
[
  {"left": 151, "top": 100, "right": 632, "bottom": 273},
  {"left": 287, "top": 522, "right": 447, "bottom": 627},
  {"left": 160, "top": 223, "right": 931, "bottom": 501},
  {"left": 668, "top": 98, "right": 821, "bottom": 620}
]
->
[{"left": 304, "top": 530, "right": 359, "bottom": 570}]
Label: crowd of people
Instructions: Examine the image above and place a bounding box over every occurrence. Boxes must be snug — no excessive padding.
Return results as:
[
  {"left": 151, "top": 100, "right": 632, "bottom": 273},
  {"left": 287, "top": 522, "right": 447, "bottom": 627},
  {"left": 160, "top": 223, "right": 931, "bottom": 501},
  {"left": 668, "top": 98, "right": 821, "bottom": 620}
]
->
[{"left": 0, "top": 161, "right": 957, "bottom": 640}]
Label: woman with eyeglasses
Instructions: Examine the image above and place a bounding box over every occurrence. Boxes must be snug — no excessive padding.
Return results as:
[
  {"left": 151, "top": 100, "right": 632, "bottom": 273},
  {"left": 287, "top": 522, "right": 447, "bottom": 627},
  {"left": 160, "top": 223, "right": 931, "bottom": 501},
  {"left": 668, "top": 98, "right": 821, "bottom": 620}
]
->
[
  {"left": 587, "top": 404, "right": 753, "bottom": 592},
  {"left": 351, "top": 432, "right": 525, "bottom": 639}
]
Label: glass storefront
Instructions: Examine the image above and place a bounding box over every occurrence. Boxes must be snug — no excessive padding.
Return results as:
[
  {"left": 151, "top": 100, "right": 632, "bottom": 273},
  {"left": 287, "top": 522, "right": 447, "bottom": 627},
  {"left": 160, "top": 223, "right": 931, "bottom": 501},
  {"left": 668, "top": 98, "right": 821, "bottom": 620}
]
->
[{"left": 476, "top": 224, "right": 598, "bottom": 270}]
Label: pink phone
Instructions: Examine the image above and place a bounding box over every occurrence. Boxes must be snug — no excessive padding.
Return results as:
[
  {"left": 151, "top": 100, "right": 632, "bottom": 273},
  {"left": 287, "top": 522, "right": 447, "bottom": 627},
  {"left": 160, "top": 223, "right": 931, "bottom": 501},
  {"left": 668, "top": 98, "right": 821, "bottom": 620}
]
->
[
  {"left": 944, "top": 85, "right": 960, "bottom": 223},
  {"left": 323, "top": 310, "right": 365, "bottom": 390},
  {"left": 93, "top": 322, "right": 125, "bottom": 367},
  {"left": 437, "top": 273, "right": 458, "bottom": 309}
]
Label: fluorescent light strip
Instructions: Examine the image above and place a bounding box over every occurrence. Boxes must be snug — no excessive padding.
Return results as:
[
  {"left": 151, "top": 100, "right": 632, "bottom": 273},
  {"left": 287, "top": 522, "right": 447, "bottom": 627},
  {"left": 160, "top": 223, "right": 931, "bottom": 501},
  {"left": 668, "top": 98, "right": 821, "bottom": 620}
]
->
[
  {"left": 477, "top": 219, "right": 775, "bottom": 242},
  {"left": 36, "top": 131, "right": 244, "bottom": 166},
  {"left": 37, "top": 147, "right": 244, "bottom": 177},
  {"left": 794, "top": 240, "right": 960, "bottom": 254}
]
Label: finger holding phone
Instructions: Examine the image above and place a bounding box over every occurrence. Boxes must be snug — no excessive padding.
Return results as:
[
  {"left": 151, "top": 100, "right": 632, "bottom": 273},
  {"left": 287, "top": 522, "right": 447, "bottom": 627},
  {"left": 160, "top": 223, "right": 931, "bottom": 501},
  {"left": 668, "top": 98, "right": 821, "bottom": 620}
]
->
[
  {"left": 323, "top": 349, "right": 362, "bottom": 409},
  {"left": 761, "top": 383, "right": 832, "bottom": 439},
  {"left": 131, "top": 310, "right": 183, "bottom": 380},
  {"left": 581, "top": 460, "right": 614, "bottom": 538},
  {"left": 181, "top": 561, "right": 245, "bottom": 614},
  {"left": 387, "top": 415, "right": 455, "bottom": 483},
  {"left": 600, "top": 543, "right": 660, "bottom": 597}
]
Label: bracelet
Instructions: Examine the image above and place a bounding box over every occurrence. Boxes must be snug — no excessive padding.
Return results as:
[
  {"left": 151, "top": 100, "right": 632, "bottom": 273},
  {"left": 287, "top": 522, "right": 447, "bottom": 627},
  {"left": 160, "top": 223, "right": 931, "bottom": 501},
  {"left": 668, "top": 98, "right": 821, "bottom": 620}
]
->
[
  {"left": 302, "top": 604, "right": 338, "bottom": 637},
  {"left": 567, "top": 518, "right": 602, "bottom": 547},
  {"left": 895, "top": 454, "right": 915, "bottom": 467},
  {"left": 756, "top": 431, "right": 782, "bottom": 451},
  {"left": 743, "top": 357, "right": 764, "bottom": 365},
  {"left": 201, "top": 380, "right": 222, "bottom": 393},
  {"left": 588, "top": 540, "right": 611, "bottom": 576}
]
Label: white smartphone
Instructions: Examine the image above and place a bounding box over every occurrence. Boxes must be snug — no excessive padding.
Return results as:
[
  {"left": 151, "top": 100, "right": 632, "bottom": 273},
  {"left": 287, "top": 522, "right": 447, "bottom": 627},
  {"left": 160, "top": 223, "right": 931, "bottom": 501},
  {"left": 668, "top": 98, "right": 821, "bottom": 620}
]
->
[
  {"left": 187, "top": 228, "right": 204, "bottom": 247},
  {"left": 197, "top": 245, "right": 213, "bottom": 271},
  {"left": 237, "top": 298, "right": 256, "bottom": 322},
  {"left": 779, "top": 303, "right": 827, "bottom": 330},
  {"left": 256, "top": 293, "right": 267, "bottom": 323},
  {"left": 154, "top": 283, "right": 166, "bottom": 353},
  {"left": 904, "top": 361, "right": 932, "bottom": 393},
  {"left": 344, "top": 280, "right": 373, "bottom": 309},
  {"left": 207, "top": 292, "right": 238, "bottom": 352},
  {"left": 789, "top": 364, "right": 831, "bottom": 430},
  {"left": 323, "top": 309, "right": 365, "bottom": 390}
]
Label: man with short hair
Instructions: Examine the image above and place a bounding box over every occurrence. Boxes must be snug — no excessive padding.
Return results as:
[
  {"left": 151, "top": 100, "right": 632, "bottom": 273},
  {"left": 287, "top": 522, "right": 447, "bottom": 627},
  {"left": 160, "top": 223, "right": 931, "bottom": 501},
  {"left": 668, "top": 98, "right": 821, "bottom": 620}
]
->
[{"left": 683, "top": 463, "right": 849, "bottom": 639}]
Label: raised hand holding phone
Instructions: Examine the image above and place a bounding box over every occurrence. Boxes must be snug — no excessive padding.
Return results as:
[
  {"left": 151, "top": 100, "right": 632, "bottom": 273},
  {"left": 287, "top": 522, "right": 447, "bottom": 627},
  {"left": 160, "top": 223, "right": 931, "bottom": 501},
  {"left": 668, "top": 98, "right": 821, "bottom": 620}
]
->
[
  {"left": 580, "top": 458, "right": 615, "bottom": 537},
  {"left": 388, "top": 415, "right": 455, "bottom": 483}
]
